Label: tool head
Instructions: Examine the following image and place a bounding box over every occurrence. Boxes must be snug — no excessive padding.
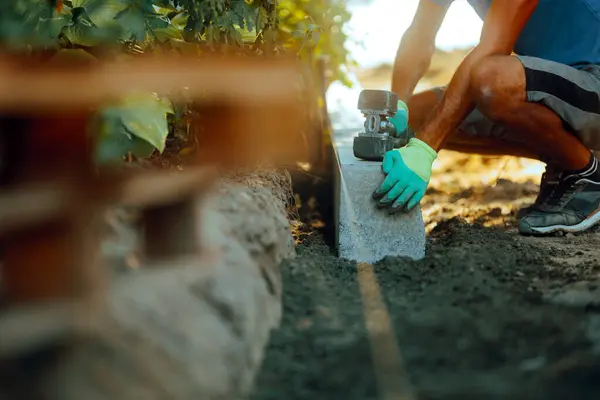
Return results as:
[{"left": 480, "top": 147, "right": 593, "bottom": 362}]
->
[
  {"left": 357, "top": 90, "right": 398, "bottom": 138},
  {"left": 353, "top": 89, "right": 409, "bottom": 161},
  {"left": 357, "top": 89, "right": 399, "bottom": 114},
  {"left": 352, "top": 135, "right": 397, "bottom": 161}
]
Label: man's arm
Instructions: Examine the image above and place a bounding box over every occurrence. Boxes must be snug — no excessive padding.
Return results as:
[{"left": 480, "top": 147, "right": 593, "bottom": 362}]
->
[
  {"left": 417, "top": 0, "right": 539, "bottom": 151},
  {"left": 392, "top": 0, "right": 450, "bottom": 102}
]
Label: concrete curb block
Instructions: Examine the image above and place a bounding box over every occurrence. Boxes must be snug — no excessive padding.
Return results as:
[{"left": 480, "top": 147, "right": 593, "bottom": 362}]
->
[{"left": 333, "top": 130, "right": 426, "bottom": 263}]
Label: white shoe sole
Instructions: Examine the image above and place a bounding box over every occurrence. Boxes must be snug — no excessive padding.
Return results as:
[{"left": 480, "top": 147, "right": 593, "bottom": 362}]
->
[{"left": 528, "top": 208, "right": 600, "bottom": 234}]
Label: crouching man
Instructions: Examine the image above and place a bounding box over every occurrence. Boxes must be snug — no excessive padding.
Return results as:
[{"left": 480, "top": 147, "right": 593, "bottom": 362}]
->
[{"left": 375, "top": 0, "right": 600, "bottom": 235}]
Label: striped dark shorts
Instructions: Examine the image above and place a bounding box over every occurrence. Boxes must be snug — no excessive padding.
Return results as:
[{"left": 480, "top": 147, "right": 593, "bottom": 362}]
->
[{"left": 434, "top": 55, "right": 600, "bottom": 150}]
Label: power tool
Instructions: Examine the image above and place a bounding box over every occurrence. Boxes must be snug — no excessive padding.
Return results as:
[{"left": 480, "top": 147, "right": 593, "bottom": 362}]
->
[{"left": 353, "top": 89, "right": 414, "bottom": 161}]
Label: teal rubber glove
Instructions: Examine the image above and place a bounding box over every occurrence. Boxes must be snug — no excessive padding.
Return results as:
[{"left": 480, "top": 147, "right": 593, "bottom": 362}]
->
[
  {"left": 372, "top": 137, "right": 438, "bottom": 213},
  {"left": 390, "top": 100, "right": 409, "bottom": 134}
]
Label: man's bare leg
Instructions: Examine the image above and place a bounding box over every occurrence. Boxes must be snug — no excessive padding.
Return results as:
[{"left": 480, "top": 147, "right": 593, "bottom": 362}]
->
[
  {"left": 407, "top": 86, "right": 555, "bottom": 216},
  {"left": 407, "top": 89, "right": 542, "bottom": 160},
  {"left": 405, "top": 56, "right": 600, "bottom": 236},
  {"left": 468, "top": 55, "right": 590, "bottom": 170},
  {"left": 406, "top": 54, "right": 595, "bottom": 172},
  {"left": 408, "top": 82, "right": 589, "bottom": 162}
]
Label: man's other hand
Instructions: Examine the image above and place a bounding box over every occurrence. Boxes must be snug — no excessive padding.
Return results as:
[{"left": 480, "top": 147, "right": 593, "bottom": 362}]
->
[
  {"left": 372, "top": 138, "right": 437, "bottom": 213},
  {"left": 390, "top": 100, "right": 409, "bottom": 134}
]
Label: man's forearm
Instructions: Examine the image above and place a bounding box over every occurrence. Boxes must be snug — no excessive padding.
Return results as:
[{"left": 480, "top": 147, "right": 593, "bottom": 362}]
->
[
  {"left": 416, "top": 49, "right": 485, "bottom": 151},
  {"left": 415, "top": 0, "right": 538, "bottom": 152},
  {"left": 391, "top": 29, "right": 434, "bottom": 103}
]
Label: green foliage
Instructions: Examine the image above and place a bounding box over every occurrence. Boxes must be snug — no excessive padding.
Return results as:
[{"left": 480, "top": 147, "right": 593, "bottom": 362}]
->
[
  {"left": 0, "top": 0, "right": 353, "bottom": 163},
  {"left": 0, "top": 0, "right": 67, "bottom": 48},
  {"left": 278, "top": 0, "right": 354, "bottom": 86},
  {"left": 94, "top": 93, "right": 174, "bottom": 164}
]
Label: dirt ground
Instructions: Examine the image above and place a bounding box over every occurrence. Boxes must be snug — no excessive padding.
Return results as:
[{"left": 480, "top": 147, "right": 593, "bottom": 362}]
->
[{"left": 251, "top": 151, "right": 600, "bottom": 400}]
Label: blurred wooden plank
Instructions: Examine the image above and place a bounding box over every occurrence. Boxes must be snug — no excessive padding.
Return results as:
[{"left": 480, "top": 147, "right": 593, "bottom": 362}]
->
[
  {"left": 0, "top": 54, "right": 303, "bottom": 113},
  {"left": 0, "top": 183, "right": 72, "bottom": 235},
  {"left": 0, "top": 52, "right": 313, "bottom": 167},
  {"left": 0, "top": 302, "right": 79, "bottom": 358},
  {"left": 115, "top": 166, "right": 216, "bottom": 207},
  {"left": 0, "top": 167, "right": 216, "bottom": 235}
]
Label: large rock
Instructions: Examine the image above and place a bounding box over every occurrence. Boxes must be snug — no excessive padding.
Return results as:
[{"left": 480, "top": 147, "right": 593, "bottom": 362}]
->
[
  {"left": 333, "top": 130, "right": 426, "bottom": 263},
  {"left": 29, "top": 171, "right": 295, "bottom": 400}
]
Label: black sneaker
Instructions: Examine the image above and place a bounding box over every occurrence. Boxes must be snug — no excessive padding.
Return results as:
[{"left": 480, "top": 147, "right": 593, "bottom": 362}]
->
[
  {"left": 516, "top": 164, "right": 561, "bottom": 218},
  {"left": 519, "top": 157, "right": 600, "bottom": 235}
]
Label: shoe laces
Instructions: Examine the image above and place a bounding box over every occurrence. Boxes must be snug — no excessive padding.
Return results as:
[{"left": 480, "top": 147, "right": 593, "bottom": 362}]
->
[
  {"left": 537, "top": 157, "right": 597, "bottom": 210},
  {"left": 543, "top": 175, "right": 583, "bottom": 209},
  {"left": 534, "top": 167, "right": 561, "bottom": 206}
]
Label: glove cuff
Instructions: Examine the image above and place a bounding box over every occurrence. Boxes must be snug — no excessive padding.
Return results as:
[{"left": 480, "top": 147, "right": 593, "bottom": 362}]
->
[
  {"left": 407, "top": 137, "right": 438, "bottom": 162},
  {"left": 390, "top": 100, "right": 409, "bottom": 134},
  {"left": 397, "top": 99, "right": 409, "bottom": 114}
]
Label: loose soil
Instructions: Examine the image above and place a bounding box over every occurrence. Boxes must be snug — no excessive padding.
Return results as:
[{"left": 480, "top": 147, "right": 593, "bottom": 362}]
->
[{"left": 252, "top": 151, "right": 600, "bottom": 400}]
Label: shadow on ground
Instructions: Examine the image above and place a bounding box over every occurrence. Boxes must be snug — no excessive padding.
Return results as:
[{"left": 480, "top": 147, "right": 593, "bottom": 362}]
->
[{"left": 251, "top": 228, "right": 379, "bottom": 400}]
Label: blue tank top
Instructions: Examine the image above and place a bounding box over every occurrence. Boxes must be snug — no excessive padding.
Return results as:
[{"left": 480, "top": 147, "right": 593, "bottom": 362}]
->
[{"left": 434, "top": 0, "right": 600, "bottom": 67}]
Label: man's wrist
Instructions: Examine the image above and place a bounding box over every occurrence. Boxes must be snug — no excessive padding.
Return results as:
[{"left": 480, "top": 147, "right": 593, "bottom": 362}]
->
[{"left": 416, "top": 125, "right": 444, "bottom": 152}]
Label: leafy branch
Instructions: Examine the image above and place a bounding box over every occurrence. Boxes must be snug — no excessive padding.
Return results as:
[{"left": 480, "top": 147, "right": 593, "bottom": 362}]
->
[{"left": 0, "top": 0, "right": 353, "bottom": 163}]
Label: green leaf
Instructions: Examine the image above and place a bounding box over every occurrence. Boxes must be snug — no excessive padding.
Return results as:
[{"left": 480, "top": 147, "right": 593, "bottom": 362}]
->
[
  {"left": 95, "top": 126, "right": 156, "bottom": 164},
  {"left": 146, "top": 13, "right": 170, "bottom": 29},
  {"left": 229, "top": 1, "right": 248, "bottom": 28},
  {"left": 153, "top": 5, "right": 177, "bottom": 15},
  {"left": 153, "top": 0, "right": 174, "bottom": 8},
  {"left": 115, "top": 8, "right": 147, "bottom": 40},
  {"left": 93, "top": 93, "right": 173, "bottom": 163},
  {"left": 153, "top": 25, "right": 183, "bottom": 41},
  {"left": 256, "top": 7, "right": 268, "bottom": 31},
  {"left": 238, "top": 27, "right": 258, "bottom": 43},
  {"left": 0, "top": 1, "right": 70, "bottom": 47},
  {"left": 205, "top": 25, "right": 220, "bottom": 44},
  {"left": 41, "top": 15, "right": 70, "bottom": 39},
  {"left": 72, "top": 0, "right": 128, "bottom": 27},
  {"left": 228, "top": 28, "right": 243, "bottom": 46},
  {"left": 108, "top": 93, "right": 174, "bottom": 153},
  {"left": 170, "top": 11, "right": 189, "bottom": 29},
  {"left": 62, "top": 21, "right": 110, "bottom": 46}
]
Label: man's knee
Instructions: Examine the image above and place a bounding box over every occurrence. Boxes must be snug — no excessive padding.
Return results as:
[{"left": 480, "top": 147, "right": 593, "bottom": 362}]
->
[{"left": 469, "top": 55, "right": 526, "bottom": 119}]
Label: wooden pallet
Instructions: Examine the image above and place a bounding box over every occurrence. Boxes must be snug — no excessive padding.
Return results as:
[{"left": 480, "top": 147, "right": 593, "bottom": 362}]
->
[{"left": 0, "top": 52, "right": 308, "bottom": 360}]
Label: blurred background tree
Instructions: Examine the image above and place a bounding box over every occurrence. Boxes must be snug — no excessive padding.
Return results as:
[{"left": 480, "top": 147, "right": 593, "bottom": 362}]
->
[{"left": 0, "top": 0, "right": 353, "bottom": 163}]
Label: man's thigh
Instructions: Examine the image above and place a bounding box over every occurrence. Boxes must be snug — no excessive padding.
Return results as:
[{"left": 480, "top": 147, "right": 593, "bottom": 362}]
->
[{"left": 430, "top": 56, "right": 600, "bottom": 150}]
